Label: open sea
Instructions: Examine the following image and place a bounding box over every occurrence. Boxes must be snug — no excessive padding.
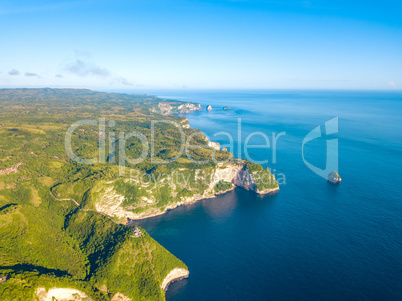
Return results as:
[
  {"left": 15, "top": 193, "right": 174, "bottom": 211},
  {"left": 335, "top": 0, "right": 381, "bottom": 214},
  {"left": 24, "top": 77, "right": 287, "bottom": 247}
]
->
[{"left": 134, "top": 90, "right": 402, "bottom": 300}]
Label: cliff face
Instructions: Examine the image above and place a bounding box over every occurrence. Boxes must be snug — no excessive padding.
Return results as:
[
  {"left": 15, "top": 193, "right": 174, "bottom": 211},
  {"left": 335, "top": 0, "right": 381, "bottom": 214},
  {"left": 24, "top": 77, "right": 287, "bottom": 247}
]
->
[
  {"left": 161, "top": 268, "right": 189, "bottom": 291},
  {"left": 232, "top": 164, "right": 279, "bottom": 194},
  {"left": 202, "top": 132, "right": 221, "bottom": 150},
  {"left": 36, "top": 287, "right": 92, "bottom": 301},
  {"left": 207, "top": 140, "right": 220, "bottom": 151},
  {"left": 177, "top": 103, "right": 202, "bottom": 114},
  {"left": 93, "top": 162, "right": 279, "bottom": 221},
  {"left": 180, "top": 118, "right": 190, "bottom": 129},
  {"left": 158, "top": 102, "right": 201, "bottom": 115},
  {"left": 90, "top": 99, "right": 278, "bottom": 221},
  {"left": 233, "top": 167, "right": 256, "bottom": 191}
]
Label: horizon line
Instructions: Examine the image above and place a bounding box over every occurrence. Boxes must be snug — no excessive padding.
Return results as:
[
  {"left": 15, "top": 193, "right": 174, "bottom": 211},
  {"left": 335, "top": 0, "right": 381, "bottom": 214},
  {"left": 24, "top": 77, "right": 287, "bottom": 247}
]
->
[{"left": 1, "top": 86, "right": 401, "bottom": 93}]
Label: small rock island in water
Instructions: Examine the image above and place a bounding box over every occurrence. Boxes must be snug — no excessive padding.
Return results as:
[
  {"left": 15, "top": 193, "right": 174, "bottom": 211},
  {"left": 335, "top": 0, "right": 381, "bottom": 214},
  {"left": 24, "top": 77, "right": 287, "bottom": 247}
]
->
[
  {"left": 328, "top": 171, "right": 342, "bottom": 183},
  {"left": 206, "top": 105, "right": 212, "bottom": 111},
  {"left": 223, "top": 106, "right": 231, "bottom": 110}
]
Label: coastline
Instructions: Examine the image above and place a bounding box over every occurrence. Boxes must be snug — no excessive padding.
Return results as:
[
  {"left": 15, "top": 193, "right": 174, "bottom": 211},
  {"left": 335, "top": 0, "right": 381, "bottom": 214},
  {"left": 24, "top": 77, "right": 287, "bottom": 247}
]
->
[
  {"left": 161, "top": 268, "right": 190, "bottom": 292},
  {"left": 127, "top": 188, "right": 231, "bottom": 223},
  {"left": 127, "top": 185, "right": 279, "bottom": 222},
  {"left": 123, "top": 105, "right": 281, "bottom": 221}
]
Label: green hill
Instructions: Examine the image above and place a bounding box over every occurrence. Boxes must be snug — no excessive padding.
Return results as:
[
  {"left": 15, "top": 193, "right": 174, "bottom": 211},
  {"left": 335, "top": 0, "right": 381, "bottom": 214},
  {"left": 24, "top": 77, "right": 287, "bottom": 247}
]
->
[{"left": 0, "top": 88, "right": 276, "bottom": 300}]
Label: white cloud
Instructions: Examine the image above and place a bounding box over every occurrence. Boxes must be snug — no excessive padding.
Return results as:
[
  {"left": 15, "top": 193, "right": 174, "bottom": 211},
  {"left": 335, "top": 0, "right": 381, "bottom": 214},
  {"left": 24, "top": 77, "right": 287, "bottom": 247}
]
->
[
  {"left": 25, "top": 72, "right": 41, "bottom": 78},
  {"left": 62, "top": 52, "right": 136, "bottom": 87},
  {"left": 113, "top": 76, "right": 135, "bottom": 86},
  {"left": 65, "top": 59, "right": 110, "bottom": 77},
  {"left": 8, "top": 69, "right": 20, "bottom": 76}
]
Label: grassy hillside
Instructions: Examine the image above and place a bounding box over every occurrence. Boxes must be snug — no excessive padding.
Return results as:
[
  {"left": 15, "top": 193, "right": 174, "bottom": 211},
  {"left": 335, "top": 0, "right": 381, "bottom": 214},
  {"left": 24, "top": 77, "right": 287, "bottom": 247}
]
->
[
  {"left": 93, "top": 228, "right": 187, "bottom": 300},
  {"left": 66, "top": 211, "right": 187, "bottom": 300},
  {"left": 0, "top": 89, "right": 196, "bottom": 300},
  {"left": 0, "top": 88, "right": 276, "bottom": 300}
]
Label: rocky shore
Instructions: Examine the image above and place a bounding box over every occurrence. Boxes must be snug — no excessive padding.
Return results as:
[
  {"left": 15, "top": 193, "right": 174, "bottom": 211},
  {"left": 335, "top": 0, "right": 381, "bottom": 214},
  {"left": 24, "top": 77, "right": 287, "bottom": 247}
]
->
[
  {"left": 161, "top": 268, "right": 190, "bottom": 292},
  {"left": 117, "top": 163, "right": 279, "bottom": 222},
  {"left": 95, "top": 101, "right": 279, "bottom": 221}
]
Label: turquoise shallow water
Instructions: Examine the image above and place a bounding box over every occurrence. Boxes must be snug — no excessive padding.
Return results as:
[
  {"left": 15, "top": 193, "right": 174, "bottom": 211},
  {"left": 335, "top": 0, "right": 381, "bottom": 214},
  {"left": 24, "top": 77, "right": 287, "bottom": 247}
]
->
[{"left": 136, "top": 90, "right": 402, "bottom": 300}]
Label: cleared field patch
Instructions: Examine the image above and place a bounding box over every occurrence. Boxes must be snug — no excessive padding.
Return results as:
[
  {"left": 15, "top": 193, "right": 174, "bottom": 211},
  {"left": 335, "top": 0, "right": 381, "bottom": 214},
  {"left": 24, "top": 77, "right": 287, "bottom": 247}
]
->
[
  {"left": 50, "top": 161, "right": 63, "bottom": 169},
  {"left": 38, "top": 124, "right": 65, "bottom": 131},
  {"left": 38, "top": 177, "right": 55, "bottom": 187},
  {"left": 0, "top": 195, "right": 9, "bottom": 206},
  {"left": 30, "top": 187, "right": 41, "bottom": 207}
]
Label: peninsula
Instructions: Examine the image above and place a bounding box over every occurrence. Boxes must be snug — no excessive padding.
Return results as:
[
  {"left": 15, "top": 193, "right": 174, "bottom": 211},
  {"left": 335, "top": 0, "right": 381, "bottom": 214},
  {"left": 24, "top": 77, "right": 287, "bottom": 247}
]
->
[{"left": 0, "top": 88, "right": 278, "bottom": 300}]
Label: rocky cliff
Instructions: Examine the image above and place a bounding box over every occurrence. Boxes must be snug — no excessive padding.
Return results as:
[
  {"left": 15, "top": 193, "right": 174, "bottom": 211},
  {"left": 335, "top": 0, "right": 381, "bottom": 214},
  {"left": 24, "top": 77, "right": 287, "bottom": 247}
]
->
[
  {"left": 161, "top": 268, "right": 189, "bottom": 291},
  {"left": 36, "top": 287, "right": 92, "bottom": 301},
  {"left": 93, "top": 162, "right": 279, "bottom": 222},
  {"left": 157, "top": 102, "right": 202, "bottom": 115}
]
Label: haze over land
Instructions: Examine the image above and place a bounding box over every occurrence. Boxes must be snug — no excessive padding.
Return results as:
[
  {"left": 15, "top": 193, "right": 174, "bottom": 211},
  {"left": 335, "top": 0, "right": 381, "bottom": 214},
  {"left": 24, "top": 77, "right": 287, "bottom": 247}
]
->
[
  {"left": 1, "top": 0, "right": 401, "bottom": 90},
  {"left": 0, "top": 88, "right": 279, "bottom": 300},
  {"left": 1, "top": 1, "right": 402, "bottom": 300}
]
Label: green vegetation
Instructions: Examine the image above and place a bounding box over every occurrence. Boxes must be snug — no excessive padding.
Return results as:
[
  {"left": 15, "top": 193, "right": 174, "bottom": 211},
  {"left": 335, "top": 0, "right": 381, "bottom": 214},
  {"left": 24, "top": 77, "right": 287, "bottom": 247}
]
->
[
  {"left": 0, "top": 270, "right": 106, "bottom": 301},
  {"left": 244, "top": 163, "right": 279, "bottom": 191},
  {"left": 0, "top": 89, "right": 196, "bottom": 300},
  {"left": 0, "top": 88, "right": 277, "bottom": 300},
  {"left": 94, "top": 229, "right": 186, "bottom": 301},
  {"left": 214, "top": 180, "right": 233, "bottom": 192},
  {"left": 114, "top": 179, "right": 146, "bottom": 207}
]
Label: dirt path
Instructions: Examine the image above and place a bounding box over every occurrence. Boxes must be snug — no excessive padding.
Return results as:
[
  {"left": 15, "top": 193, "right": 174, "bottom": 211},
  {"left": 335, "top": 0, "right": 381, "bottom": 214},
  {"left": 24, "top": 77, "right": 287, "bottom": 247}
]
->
[{"left": 49, "top": 185, "right": 122, "bottom": 225}]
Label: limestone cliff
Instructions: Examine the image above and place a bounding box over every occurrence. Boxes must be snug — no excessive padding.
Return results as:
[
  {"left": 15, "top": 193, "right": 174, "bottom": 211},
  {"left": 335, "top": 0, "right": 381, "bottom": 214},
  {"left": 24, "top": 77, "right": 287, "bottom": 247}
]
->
[
  {"left": 180, "top": 118, "right": 190, "bottom": 129},
  {"left": 91, "top": 101, "right": 279, "bottom": 222},
  {"left": 161, "top": 268, "right": 189, "bottom": 291},
  {"left": 232, "top": 165, "right": 279, "bottom": 194},
  {"left": 207, "top": 140, "right": 220, "bottom": 151},
  {"left": 36, "top": 287, "right": 92, "bottom": 301},
  {"left": 202, "top": 132, "right": 221, "bottom": 150},
  {"left": 157, "top": 102, "right": 201, "bottom": 115},
  {"left": 93, "top": 162, "right": 279, "bottom": 222}
]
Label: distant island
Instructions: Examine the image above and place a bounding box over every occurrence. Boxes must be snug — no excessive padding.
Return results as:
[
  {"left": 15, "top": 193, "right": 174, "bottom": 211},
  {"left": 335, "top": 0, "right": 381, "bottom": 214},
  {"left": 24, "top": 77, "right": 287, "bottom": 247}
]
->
[
  {"left": 0, "top": 88, "right": 278, "bottom": 300},
  {"left": 223, "top": 106, "right": 231, "bottom": 110}
]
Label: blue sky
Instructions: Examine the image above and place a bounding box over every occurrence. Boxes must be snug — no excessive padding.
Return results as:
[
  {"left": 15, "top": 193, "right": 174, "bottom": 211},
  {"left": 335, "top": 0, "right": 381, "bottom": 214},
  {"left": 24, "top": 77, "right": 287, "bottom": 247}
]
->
[{"left": 1, "top": 0, "right": 401, "bottom": 90}]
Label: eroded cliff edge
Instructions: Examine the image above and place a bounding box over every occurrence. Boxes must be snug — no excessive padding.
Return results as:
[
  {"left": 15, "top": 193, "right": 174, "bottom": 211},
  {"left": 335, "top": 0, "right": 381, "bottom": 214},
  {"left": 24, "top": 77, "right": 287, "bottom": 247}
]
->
[
  {"left": 161, "top": 268, "right": 190, "bottom": 292},
  {"left": 92, "top": 161, "right": 279, "bottom": 222}
]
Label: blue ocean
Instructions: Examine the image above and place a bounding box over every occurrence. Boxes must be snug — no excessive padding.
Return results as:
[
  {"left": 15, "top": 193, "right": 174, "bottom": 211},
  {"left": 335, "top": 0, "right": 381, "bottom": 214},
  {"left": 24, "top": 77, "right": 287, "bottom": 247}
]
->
[{"left": 135, "top": 90, "right": 402, "bottom": 300}]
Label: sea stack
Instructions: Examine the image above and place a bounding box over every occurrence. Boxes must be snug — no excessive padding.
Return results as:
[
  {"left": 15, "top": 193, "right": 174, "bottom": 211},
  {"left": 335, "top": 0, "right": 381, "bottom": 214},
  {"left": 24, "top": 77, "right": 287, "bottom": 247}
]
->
[
  {"left": 206, "top": 105, "right": 212, "bottom": 111},
  {"left": 328, "top": 171, "right": 342, "bottom": 183}
]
